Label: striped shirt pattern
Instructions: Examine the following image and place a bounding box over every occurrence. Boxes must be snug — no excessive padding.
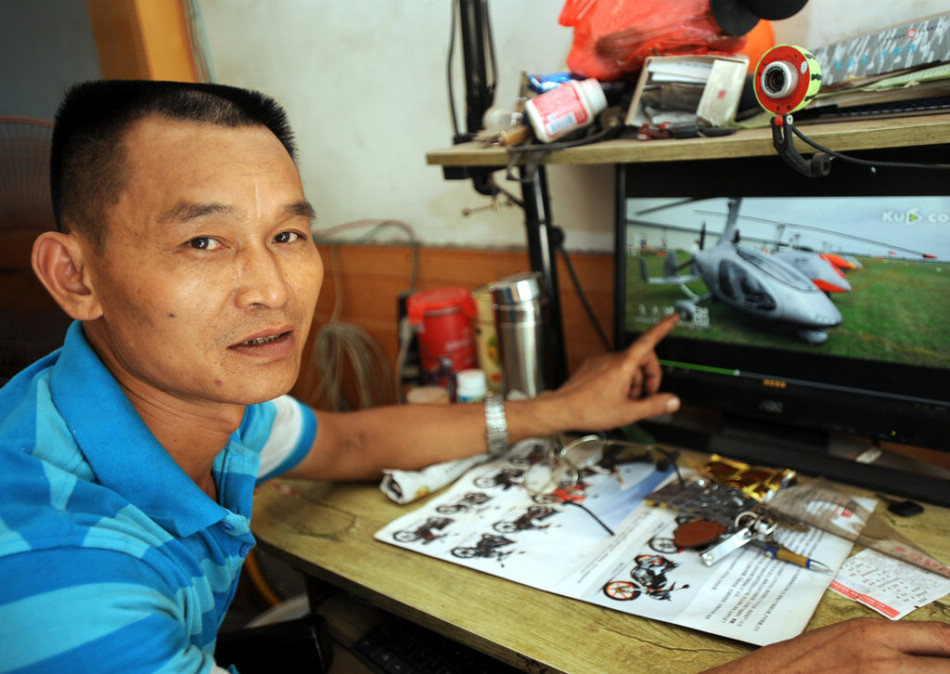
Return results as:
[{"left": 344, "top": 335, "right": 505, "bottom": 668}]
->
[{"left": 0, "top": 322, "right": 317, "bottom": 672}]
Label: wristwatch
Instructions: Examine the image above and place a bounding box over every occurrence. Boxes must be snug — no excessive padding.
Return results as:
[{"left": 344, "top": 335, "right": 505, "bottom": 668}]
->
[{"left": 484, "top": 394, "right": 508, "bottom": 456}]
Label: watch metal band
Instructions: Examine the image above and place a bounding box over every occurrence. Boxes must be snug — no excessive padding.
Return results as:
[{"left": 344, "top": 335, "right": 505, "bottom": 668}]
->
[{"left": 484, "top": 394, "right": 508, "bottom": 456}]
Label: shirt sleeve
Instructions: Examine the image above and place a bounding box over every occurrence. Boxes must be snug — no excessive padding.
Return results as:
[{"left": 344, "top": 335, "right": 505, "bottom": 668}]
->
[
  {"left": 247, "top": 395, "right": 318, "bottom": 483},
  {"left": 0, "top": 546, "right": 220, "bottom": 673}
]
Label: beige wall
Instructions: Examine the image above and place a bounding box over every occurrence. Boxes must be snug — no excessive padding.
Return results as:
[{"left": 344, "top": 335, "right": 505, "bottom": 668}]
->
[
  {"left": 196, "top": 0, "right": 947, "bottom": 252},
  {"left": 1, "top": 0, "right": 944, "bottom": 249}
]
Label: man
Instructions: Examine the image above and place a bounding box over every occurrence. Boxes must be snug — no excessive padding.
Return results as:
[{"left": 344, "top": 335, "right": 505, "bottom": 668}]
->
[{"left": 0, "top": 81, "right": 946, "bottom": 673}]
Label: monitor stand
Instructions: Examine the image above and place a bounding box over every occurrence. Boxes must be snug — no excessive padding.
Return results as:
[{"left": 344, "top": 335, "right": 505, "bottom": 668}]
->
[{"left": 638, "top": 409, "right": 950, "bottom": 508}]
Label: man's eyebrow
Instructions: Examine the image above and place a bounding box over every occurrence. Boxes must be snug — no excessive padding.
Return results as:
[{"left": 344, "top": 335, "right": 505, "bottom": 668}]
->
[
  {"left": 158, "top": 202, "right": 234, "bottom": 224},
  {"left": 157, "top": 200, "right": 315, "bottom": 224},
  {"left": 286, "top": 201, "right": 316, "bottom": 221}
]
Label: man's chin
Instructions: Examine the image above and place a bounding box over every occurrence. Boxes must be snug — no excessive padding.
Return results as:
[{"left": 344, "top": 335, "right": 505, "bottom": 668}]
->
[
  {"left": 215, "top": 372, "right": 299, "bottom": 406},
  {"left": 239, "top": 381, "right": 298, "bottom": 406}
]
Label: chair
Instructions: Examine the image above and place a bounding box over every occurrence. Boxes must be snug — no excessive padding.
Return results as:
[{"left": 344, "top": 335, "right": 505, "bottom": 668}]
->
[
  {"left": 214, "top": 612, "right": 334, "bottom": 673},
  {"left": 0, "top": 117, "right": 71, "bottom": 383}
]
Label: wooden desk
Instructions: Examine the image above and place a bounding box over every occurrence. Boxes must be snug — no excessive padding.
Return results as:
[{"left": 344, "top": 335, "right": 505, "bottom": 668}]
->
[{"left": 252, "top": 456, "right": 950, "bottom": 673}]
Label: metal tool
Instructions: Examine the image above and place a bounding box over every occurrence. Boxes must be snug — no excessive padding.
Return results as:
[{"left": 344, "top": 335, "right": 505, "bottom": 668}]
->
[
  {"left": 698, "top": 509, "right": 832, "bottom": 572},
  {"left": 700, "top": 510, "right": 776, "bottom": 566}
]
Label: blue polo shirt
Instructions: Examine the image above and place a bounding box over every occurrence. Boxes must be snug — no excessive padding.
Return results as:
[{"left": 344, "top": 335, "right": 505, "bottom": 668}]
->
[{"left": 0, "top": 322, "right": 317, "bottom": 672}]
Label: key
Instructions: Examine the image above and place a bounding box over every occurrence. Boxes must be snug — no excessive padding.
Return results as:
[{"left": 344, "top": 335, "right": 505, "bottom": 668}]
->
[
  {"left": 700, "top": 518, "right": 754, "bottom": 565},
  {"left": 748, "top": 512, "right": 778, "bottom": 541},
  {"left": 699, "top": 511, "right": 776, "bottom": 566}
]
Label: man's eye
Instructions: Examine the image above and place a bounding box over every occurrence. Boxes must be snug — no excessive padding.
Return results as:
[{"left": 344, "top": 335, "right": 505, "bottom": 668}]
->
[
  {"left": 274, "top": 231, "right": 302, "bottom": 244},
  {"left": 188, "top": 237, "right": 220, "bottom": 250}
]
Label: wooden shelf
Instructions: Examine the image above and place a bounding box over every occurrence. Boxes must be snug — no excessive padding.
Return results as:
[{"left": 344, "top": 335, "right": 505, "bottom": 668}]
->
[{"left": 426, "top": 112, "right": 950, "bottom": 167}]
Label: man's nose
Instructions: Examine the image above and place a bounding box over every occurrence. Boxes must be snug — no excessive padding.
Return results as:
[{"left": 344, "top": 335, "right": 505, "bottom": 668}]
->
[{"left": 233, "top": 247, "right": 290, "bottom": 309}]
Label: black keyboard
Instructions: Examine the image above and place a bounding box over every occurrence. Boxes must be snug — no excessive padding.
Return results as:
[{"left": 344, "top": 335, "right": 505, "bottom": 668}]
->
[{"left": 351, "top": 614, "right": 521, "bottom": 674}]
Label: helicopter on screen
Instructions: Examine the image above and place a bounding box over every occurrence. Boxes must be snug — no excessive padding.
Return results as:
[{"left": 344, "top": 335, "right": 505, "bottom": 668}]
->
[
  {"left": 637, "top": 198, "right": 842, "bottom": 344},
  {"left": 771, "top": 248, "right": 851, "bottom": 293},
  {"left": 690, "top": 210, "right": 854, "bottom": 294},
  {"left": 768, "top": 226, "right": 852, "bottom": 294},
  {"left": 696, "top": 208, "right": 938, "bottom": 271}
]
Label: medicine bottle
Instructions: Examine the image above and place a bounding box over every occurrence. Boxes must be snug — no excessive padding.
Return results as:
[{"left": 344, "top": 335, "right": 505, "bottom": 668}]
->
[
  {"left": 455, "top": 369, "right": 488, "bottom": 403},
  {"left": 524, "top": 78, "right": 607, "bottom": 143}
]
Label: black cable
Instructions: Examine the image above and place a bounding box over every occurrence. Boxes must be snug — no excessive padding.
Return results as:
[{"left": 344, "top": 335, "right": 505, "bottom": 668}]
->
[
  {"left": 788, "top": 120, "right": 950, "bottom": 171},
  {"left": 474, "top": 179, "right": 611, "bottom": 351},
  {"left": 507, "top": 124, "right": 618, "bottom": 154},
  {"left": 492, "top": 183, "right": 524, "bottom": 209},
  {"left": 446, "top": 2, "right": 460, "bottom": 139},
  {"left": 565, "top": 501, "right": 615, "bottom": 536},
  {"left": 447, "top": 1, "right": 496, "bottom": 143},
  {"left": 558, "top": 244, "right": 612, "bottom": 351},
  {"left": 458, "top": 97, "right": 618, "bottom": 351},
  {"left": 505, "top": 125, "right": 622, "bottom": 183},
  {"left": 481, "top": 0, "right": 497, "bottom": 107}
]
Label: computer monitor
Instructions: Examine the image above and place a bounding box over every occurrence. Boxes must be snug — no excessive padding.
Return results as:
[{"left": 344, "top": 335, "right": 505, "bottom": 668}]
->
[{"left": 613, "top": 146, "right": 950, "bottom": 506}]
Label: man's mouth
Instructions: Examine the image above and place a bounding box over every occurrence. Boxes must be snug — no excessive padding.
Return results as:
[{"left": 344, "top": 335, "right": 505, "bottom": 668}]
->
[
  {"left": 241, "top": 334, "right": 285, "bottom": 346},
  {"left": 230, "top": 328, "right": 295, "bottom": 357}
]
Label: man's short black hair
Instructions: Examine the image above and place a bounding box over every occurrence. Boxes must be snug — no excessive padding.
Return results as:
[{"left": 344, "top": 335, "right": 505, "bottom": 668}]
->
[{"left": 51, "top": 80, "right": 297, "bottom": 247}]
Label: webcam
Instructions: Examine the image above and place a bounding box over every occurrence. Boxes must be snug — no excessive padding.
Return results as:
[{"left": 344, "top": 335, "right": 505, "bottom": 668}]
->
[{"left": 754, "top": 45, "right": 822, "bottom": 115}]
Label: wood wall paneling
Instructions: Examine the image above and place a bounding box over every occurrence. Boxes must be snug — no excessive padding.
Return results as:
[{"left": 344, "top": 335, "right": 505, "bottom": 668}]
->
[{"left": 86, "top": 0, "right": 198, "bottom": 81}]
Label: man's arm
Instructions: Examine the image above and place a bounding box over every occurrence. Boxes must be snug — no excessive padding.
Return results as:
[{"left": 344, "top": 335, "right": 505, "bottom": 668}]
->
[
  {"left": 709, "top": 617, "right": 950, "bottom": 673},
  {"left": 285, "top": 313, "right": 681, "bottom": 482}
]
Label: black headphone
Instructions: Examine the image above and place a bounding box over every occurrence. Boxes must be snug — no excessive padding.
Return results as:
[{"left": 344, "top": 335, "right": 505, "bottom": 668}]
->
[{"left": 709, "top": 0, "right": 809, "bottom": 36}]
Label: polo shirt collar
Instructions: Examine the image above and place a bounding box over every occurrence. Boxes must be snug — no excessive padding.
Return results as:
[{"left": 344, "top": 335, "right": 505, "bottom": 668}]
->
[{"left": 49, "top": 321, "right": 232, "bottom": 538}]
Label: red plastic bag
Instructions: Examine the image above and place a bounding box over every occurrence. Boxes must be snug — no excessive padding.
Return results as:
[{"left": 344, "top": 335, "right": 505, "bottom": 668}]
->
[{"left": 559, "top": 0, "right": 747, "bottom": 80}]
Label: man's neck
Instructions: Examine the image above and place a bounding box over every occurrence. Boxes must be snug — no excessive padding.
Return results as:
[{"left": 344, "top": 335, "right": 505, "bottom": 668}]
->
[
  {"left": 132, "top": 398, "right": 240, "bottom": 499},
  {"left": 81, "top": 325, "right": 246, "bottom": 497}
]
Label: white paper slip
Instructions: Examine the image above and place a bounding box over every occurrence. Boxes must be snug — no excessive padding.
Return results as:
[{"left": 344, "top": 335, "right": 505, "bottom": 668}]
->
[
  {"left": 648, "top": 60, "right": 713, "bottom": 83},
  {"left": 829, "top": 548, "right": 950, "bottom": 620}
]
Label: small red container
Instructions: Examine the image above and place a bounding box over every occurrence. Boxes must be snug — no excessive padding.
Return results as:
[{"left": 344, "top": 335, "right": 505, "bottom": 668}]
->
[{"left": 407, "top": 287, "right": 477, "bottom": 382}]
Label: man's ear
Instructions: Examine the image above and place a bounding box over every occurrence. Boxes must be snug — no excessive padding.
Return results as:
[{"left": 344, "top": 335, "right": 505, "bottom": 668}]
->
[{"left": 31, "top": 231, "right": 103, "bottom": 321}]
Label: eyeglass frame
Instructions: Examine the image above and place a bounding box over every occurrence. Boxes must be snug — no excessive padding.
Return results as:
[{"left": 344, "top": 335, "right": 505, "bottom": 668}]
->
[{"left": 522, "top": 433, "right": 680, "bottom": 501}]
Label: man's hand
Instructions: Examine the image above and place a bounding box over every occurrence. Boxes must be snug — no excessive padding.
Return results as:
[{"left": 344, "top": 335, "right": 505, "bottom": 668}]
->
[
  {"left": 709, "top": 618, "right": 950, "bottom": 673},
  {"left": 537, "top": 313, "right": 681, "bottom": 432},
  {"left": 295, "top": 313, "right": 681, "bottom": 480}
]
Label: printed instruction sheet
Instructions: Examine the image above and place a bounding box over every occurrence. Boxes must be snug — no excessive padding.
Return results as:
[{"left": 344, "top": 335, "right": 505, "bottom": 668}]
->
[{"left": 375, "top": 440, "right": 860, "bottom": 646}]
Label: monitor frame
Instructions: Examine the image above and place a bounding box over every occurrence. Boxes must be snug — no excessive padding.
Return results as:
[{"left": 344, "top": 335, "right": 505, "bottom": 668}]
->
[{"left": 613, "top": 145, "right": 950, "bottom": 506}]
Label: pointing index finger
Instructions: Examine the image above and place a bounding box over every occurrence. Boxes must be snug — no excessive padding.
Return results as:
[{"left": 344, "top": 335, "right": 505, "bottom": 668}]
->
[{"left": 632, "top": 313, "right": 680, "bottom": 352}]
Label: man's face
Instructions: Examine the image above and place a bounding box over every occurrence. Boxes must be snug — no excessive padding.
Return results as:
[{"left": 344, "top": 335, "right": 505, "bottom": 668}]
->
[{"left": 81, "top": 116, "right": 323, "bottom": 409}]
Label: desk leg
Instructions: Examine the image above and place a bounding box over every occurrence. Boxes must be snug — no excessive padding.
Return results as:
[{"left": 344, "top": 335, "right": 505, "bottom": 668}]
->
[
  {"left": 613, "top": 163, "right": 626, "bottom": 350},
  {"left": 519, "top": 164, "right": 567, "bottom": 387}
]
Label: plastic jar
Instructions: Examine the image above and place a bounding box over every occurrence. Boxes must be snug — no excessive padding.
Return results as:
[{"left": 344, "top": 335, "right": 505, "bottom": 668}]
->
[
  {"left": 455, "top": 369, "right": 488, "bottom": 403},
  {"left": 406, "top": 287, "right": 477, "bottom": 385},
  {"left": 524, "top": 78, "right": 607, "bottom": 143},
  {"left": 471, "top": 284, "right": 504, "bottom": 393}
]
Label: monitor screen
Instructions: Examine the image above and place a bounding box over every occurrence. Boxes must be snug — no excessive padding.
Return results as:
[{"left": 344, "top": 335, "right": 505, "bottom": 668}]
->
[{"left": 613, "top": 149, "right": 949, "bottom": 505}]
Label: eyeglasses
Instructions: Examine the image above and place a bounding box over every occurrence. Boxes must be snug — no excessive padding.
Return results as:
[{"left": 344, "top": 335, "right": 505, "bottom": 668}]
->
[
  {"left": 521, "top": 433, "right": 680, "bottom": 536},
  {"left": 523, "top": 434, "right": 679, "bottom": 500},
  {"left": 523, "top": 434, "right": 606, "bottom": 500}
]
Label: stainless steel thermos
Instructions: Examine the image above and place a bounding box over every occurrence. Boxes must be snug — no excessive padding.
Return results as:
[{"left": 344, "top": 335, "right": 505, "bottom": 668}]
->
[{"left": 489, "top": 272, "right": 548, "bottom": 398}]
